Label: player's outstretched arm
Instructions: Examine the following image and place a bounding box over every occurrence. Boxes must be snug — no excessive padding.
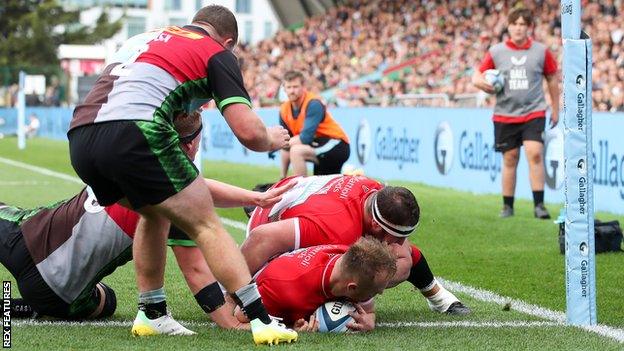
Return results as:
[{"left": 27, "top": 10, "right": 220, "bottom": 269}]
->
[
  {"left": 204, "top": 178, "right": 295, "bottom": 208},
  {"left": 280, "top": 149, "right": 291, "bottom": 179},
  {"left": 386, "top": 242, "right": 413, "bottom": 288},
  {"left": 222, "top": 103, "right": 290, "bottom": 152},
  {"left": 347, "top": 302, "right": 376, "bottom": 332}
]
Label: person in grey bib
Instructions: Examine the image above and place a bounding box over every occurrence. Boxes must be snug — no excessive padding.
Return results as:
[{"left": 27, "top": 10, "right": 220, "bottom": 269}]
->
[{"left": 472, "top": 7, "right": 559, "bottom": 219}]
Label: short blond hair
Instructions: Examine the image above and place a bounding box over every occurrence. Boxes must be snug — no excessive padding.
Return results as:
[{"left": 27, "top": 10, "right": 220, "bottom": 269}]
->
[{"left": 342, "top": 237, "right": 397, "bottom": 286}]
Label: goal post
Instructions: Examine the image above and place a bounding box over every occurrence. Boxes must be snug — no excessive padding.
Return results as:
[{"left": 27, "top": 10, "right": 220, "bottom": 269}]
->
[
  {"left": 561, "top": 0, "right": 597, "bottom": 325},
  {"left": 17, "top": 71, "right": 26, "bottom": 150}
]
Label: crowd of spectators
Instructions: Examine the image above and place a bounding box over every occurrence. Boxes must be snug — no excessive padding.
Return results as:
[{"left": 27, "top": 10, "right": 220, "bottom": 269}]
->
[
  {"left": 0, "top": 77, "right": 63, "bottom": 107},
  {"left": 236, "top": 0, "right": 624, "bottom": 112}
]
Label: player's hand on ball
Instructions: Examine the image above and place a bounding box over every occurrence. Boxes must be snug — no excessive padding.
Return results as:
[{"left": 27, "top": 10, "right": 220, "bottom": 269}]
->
[
  {"left": 294, "top": 314, "right": 319, "bottom": 332},
  {"left": 480, "top": 80, "right": 497, "bottom": 95},
  {"left": 254, "top": 180, "right": 297, "bottom": 208},
  {"left": 267, "top": 126, "right": 290, "bottom": 150},
  {"left": 346, "top": 304, "right": 375, "bottom": 332}
]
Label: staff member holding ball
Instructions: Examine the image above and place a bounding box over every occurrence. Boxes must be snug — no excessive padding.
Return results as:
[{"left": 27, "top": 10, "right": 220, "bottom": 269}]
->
[{"left": 472, "top": 7, "right": 559, "bottom": 219}]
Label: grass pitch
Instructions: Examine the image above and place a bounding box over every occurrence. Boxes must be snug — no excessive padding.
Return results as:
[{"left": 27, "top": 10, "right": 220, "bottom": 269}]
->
[{"left": 0, "top": 137, "right": 623, "bottom": 350}]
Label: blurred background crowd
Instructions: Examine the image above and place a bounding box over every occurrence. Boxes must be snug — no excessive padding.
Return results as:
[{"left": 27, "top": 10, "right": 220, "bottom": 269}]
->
[
  {"left": 236, "top": 0, "right": 624, "bottom": 111},
  {"left": 2, "top": 0, "right": 622, "bottom": 112}
]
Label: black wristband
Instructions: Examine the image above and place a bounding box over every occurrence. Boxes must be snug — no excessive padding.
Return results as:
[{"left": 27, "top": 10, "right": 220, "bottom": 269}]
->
[{"left": 407, "top": 254, "right": 435, "bottom": 290}]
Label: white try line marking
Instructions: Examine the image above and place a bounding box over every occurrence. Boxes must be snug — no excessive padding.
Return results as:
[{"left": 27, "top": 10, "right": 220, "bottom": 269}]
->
[
  {"left": 0, "top": 180, "right": 51, "bottom": 186},
  {"left": 3, "top": 157, "right": 624, "bottom": 343},
  {"left": 438, "top": 278, "right": 624, "bottom": 343},
  {"left": 14, "top": 319, "right": 563, "bottom": 329},
  {"left": 221, "top": 217, "right": 247, "bottom": 231},
  {"left": 0, "top": 157, "right": 83, "bottom": 185}
]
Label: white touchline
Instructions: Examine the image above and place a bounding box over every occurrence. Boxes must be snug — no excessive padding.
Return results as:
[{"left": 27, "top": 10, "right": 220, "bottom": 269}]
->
[
  {"left": 14, "top": 320, "right": 563, "bottom": 329},
  {"left": 439, "top": 278, "right": 624, "bottom": 343},
  {"left": 3, "top": 158, "right": 624, "bottom": 343},
  {"left": 221, "top": 217, "right": 247, "bottom": 231},
  {"left": 0, "top": 180, "right": 52, "bottom": 186},
  {"left": 0, "top": 157, "right": 83, "bottom": 184}
]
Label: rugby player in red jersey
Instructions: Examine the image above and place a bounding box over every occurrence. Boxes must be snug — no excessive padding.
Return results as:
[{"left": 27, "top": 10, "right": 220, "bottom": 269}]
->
[
  {"left": 241, "top": 175, "right": 471, "bottom": 318},
  {"left": 234, "top": 237, "right": 396, "bottom": 332}
]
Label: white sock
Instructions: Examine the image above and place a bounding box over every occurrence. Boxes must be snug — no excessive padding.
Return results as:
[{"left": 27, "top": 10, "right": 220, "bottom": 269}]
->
[{"left": 426, "top": 284, "right": 459, "bottom": 313}]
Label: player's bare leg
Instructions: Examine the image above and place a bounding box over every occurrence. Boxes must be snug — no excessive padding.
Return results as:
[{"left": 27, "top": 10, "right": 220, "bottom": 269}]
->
[
  {"left": 289, "top": 144, "right": 318, "bottom": 176},
  {"left": 154, "top": 177, "right": 297, "bottom": 344},
  {"left": 132, "top": 211, "right": 196, "bottom": 336},
  {"left": 524, "top": 140, "right": 550, "bottom": 218},
  {"left": 500, "top": 148, "right": 520, "bottom": 217},
  {"left": 280, "top": 149, "right": 291, "bottom": 178}
]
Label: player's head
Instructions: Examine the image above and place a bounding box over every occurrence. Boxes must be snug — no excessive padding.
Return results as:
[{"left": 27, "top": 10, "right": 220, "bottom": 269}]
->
[
  {"left": 174, "top": 110, "right": 203, "bottom": 160},
  {"left": 507, "top": 7, "right": 533, "bottom": 43},
  {"left": 193, "top": 5, "right": 238, "bottom": 50},
  {"left": 366, "top": 186, "right": 420, "bottom": 245},
  {"left": 282, "top": 70, "right": 306, "bottom": 103},
  {"left": 339, "top": 237, "right": 397, "bottom": 302}
]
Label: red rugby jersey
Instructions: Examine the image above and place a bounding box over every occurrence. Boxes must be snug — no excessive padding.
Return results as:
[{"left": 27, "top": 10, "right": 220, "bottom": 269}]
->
[
  {"left": 70, "top": 25, "right": 250, "bottom": 130},
  {"left": 255, "top": 245, "right": 346, "bottom": 324},
  {"left": 248, "top": 175, "right": 383, "bottom": 248}
]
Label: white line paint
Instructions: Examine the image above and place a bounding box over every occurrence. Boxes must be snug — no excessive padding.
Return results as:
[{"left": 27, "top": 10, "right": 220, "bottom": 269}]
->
[
  {"left": 14, "top": 319, "right": 563, "bottom": 329},
  {"left": 0, "top": 157, "right": 83, "bottom": 184},
  {"left": 0, "top": 156, "right": 247, "bottom": 233},
  {"left": 3, "top": 158, "right": 624, "bottom": 343},
  {"left": 221, "top": 217, "right": 247, "bottom": 231},
  {"left": 377, "top": 321, "right": 564, "bottom": 328},
  {"left": 438, "top": 278, "right": 624, "bottom": 343},
  {"left": 13, "top": 320, "right": 216, "bottom": 328},
  {"left": 0, "top": 180, "right": 51, "bottom": 186}
]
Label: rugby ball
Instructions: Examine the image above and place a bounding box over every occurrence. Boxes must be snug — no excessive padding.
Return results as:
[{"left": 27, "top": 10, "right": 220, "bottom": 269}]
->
[
  {"left": 484, "top": 69, "right": 505, "bottom": 94},
  {"left": 315, "top": 301, "right": 355, "bottom": 333}
]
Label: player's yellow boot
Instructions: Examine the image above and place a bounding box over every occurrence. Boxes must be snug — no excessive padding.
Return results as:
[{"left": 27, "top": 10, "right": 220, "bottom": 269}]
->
[
  {"left": 131, "top": 310, "right": 196, "bottom": 336},
  {"left": 250, "top": 318, "right": 298, "bottom": 345}
]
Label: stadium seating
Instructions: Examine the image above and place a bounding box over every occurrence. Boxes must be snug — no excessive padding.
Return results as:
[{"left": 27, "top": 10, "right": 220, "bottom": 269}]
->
[{"left": 237, "top": 0, "right": 624, "bottom": 112}]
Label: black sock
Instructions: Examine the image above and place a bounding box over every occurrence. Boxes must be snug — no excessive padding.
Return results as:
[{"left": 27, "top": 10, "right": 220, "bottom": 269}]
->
[
  {"left": 503, "top": 196, "right": 514, "bottom": 208},
  {"left": 230, "top": 294, "right": 271, "bottom": 324},
  {"left": 11, "top": 298, "right": 37, "bottom": 318},
  {"left": 243, "top": 299, "right": 271, "bottom": 324},
  {"left": 230, "top": 282, "right": 272, "bottom": 324},
  {"left": 138, "top": 301, "right": 167, "bottom": 319},
  {"left": 532, "top": 191, "right": 544, "bottom": 206}
]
